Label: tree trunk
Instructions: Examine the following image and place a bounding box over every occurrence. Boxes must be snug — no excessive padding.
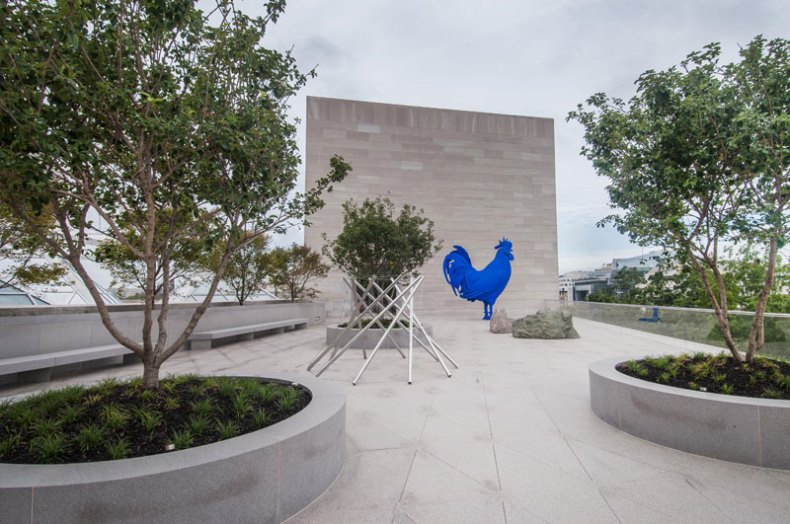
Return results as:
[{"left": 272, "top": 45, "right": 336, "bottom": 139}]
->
[
  {"left": 688, "top": 253, "right": 743, "bottom": 361},
  {"left": 746, "top": 238, "right": 779, "bottom": 362},
  {"left": 142, "top": 355, "right": 161, "bottom": 389}
]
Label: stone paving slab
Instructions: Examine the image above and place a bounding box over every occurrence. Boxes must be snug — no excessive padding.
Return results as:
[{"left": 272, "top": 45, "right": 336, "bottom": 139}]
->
[{"left": 2, "top": 316, "right": 789, "bottom": 524}]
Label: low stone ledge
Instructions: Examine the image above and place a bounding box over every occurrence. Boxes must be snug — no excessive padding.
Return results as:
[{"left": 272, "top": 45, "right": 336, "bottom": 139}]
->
[
  {"left": 326, "top": 325, "right": 433, "bottom": 349},
  {"left": 0, "top": 372, "right": 345, "bottom": 524},
  {"left": 590, "top": 357, "right": 790, "bottom": 469}
]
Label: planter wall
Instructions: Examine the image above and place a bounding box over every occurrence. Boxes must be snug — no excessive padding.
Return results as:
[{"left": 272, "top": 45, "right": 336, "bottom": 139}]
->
[
  {"left": 0, "top": 373, "right": 345, "bottom": 524},
  {"left": 590, "top": 357, "right": 790, "bottom": 469},
  {"left": 326, "top": 325, "right": 433, "bottom": 349}
]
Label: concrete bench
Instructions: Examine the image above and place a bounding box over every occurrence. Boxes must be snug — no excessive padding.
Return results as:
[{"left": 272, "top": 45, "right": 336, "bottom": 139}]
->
[
  {"left": 0, "top": 344, "right": 133, "bottom": 383},
  {"left": 188, "top": 318, "right": 309, "bottom": 350}
]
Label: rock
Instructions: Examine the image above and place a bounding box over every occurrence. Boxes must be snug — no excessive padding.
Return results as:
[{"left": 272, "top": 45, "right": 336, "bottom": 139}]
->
[
  {"left": 489, "top": 308, "right": 512, "bottom": 334},
  {"left": 512, "top": 309, "right": 580, "bottom": 339}
]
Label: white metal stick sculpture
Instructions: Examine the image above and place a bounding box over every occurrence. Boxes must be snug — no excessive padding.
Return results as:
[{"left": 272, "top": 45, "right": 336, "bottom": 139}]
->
[{"left": 307, "top": 272, "right": 458, "bottom": 385}]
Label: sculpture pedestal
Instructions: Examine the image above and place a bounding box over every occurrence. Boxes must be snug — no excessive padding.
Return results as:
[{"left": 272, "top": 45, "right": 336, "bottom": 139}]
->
[{"left": 326, "top": 325, "right": 433, "bottom": 349}]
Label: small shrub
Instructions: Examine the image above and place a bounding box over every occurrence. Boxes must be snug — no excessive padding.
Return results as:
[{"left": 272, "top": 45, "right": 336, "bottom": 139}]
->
[
  {"left": 689, "top": 382, "right": 699, "bottom": 390},
  {"left": 105, "top": 438, "right": 130, "bottom": 460},
  {"left": 719, "top": 384, "right": 734, "bottom": 395},
  {"left": 33, "top": 392, "right": 66, "bottom": 417},
  {"left": 256, "top": 384, "right": 278, "bottom": 403},
  {"left": 276, "top": 388, "right": 299, "bottom": 411},
  {"left": 59, "top": 405, "right": 85, "bottom": 425},
  {"left": 31, "top": 418, "right": 62, "bottom": 438},
  {"left": 135, "top": 408, "right": 163, "bottom": 434},
  {"left": 189, "top": 398, "right": 213, "bottom": 416},
  {"left": 252, "top": 409, "right": 269, "bottom": 427},
  {"left": 171, "top": 430, "right": 194, "bottom": 450},
  {"left": 644, "top": 355, "right": 671, "bottom": 371},
  {"left": 216, "top": 420, "right": 239, "bottom": 440},
  {"left": 7, "top": 404, "right": 37, "bottom": 426},
  {"left": 140, "top": 389, "right": 157, "bottom": 403},
  {"left": 0, "top": 434, "right": 21, "bottom": 459},
  {"left": 59, "top": 385, "right": 86, "bottom": 404},
  {"left": 163, "top": 396, "right": 181, "bottom": 411},
  {"left": 692, "top": 352, "right": 708, "bottom": 362},
  {"left": 30, "top": 434, "right": 67, "bottom": 463},
  {"left": 762, "top": 388, "right": 782, "bottom": 399},
  {"left": 623, "top": 360, "right": 649, "bottom": 376},
  {"left": 239, "top": 379, "right": 262, "bottom": 398},
  {"left": 748, "top": 371, "right": 767, "bottom": 386},
  {"left": 775, "top": 374, "right": 790, "bottom": 390},
  {"left": 187, "top": 415, "right": 211, "bottom": 436},
  {"left": 76, "top": 424, "right": 107, "bottom": 452},
  {"left": 657, "top": 372, "right": 671, "bottom": 384},
  {"left": 95, "top": 378, "right": 120, "bottom": 395},
  {"left": 690, "top": 361, "right": 715, "bottom": 378},
  {"left": 101, "top": 404, "right": 129, "bottom": 430},
  {"left": 216, "top": 378, "right": 236, "bottom": 398},
  {"left": 83, "top": 393, "right": 104, "bottom": 406},
  {"left": 232, "top": 393, "right": 252, "bottom": 419}
]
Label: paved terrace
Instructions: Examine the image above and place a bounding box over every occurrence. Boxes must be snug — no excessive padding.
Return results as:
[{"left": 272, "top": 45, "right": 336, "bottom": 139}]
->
[{"left": 3, "top": 317, "right": 790, "bottom": 524}]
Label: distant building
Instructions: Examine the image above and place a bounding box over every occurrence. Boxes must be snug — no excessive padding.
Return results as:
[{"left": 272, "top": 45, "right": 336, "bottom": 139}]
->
[
  {"left": 611, "top": 251, "right": 663, "bottom": 273},
  {"left": 559, "top": 250, "right": 664, "bottom": 301}
]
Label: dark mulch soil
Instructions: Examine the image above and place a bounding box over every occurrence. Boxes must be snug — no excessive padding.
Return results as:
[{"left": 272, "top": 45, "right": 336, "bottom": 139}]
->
[
  {"left": 0, "top": 375, "right": 311, "bottom": 465},
  {"left": 617, "top": 352, "right": 790, "bottom": 400}
]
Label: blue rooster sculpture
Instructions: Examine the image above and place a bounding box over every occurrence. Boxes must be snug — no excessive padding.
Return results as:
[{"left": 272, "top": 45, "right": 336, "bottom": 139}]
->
[{"left": 443, "top": 238, "right": 514, "bottom": 320}]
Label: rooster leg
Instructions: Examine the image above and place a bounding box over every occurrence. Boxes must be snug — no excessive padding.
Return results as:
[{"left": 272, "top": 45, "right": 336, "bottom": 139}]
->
[{"left": 483, "top": 303, "right": 491, "bottom": 320}]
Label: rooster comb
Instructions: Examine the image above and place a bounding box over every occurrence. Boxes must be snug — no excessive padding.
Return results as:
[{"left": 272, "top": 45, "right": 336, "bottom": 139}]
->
[{"left": 495, "top": 238, "right": 512, "bottom": 250}]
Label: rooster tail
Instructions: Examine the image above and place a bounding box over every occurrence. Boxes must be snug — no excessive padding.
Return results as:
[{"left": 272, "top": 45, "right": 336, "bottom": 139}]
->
[{"left": 443, "top": 245, "right": 473, "bottom": 295}]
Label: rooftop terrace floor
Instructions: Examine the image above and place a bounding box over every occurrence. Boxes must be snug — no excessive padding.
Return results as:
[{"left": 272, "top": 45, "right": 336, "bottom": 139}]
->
[{"left": 3, "top": 316, "right": 790, "bottom": 523}]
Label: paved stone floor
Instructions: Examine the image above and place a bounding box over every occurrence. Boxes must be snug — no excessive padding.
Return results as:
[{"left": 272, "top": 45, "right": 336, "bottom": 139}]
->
[{"left": 3, "top": 316, "right": 790, "bottom": 523}]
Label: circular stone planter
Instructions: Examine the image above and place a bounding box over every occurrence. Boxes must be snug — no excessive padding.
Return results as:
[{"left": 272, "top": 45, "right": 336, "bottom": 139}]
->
[
  {"left": 0, "top": 372, "right": 345, "bottom": 524},
  {"left": 326, "top": 325, "right": 433, "bottom": 349},
  {"left": 590, "top": 357, "right": 790, "bottom": 469}
]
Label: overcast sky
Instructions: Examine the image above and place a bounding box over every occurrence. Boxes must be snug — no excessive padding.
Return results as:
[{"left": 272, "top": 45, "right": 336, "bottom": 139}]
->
[{"left": 250, "top": 0, "right": 790, "bottom": 274}]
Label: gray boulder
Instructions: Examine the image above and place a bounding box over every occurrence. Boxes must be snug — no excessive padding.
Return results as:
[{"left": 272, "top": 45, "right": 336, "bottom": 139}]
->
[
  {"left": 512, "top": 309, "right": 580, "bottom": 339},
  {"left": 489, "top": 308, "right": 512, "bottom": 334}
]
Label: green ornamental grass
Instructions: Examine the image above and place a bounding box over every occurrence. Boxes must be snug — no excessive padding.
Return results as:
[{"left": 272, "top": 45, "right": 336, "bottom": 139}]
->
[{"left": 0, "top": 376, "right": 308, "bottom": 465}]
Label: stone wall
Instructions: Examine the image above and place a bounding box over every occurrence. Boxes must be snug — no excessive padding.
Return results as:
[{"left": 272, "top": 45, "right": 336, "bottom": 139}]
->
[
  {"left": 0, "top": 301, "right": 324, "bottom": 360},
  {"left": 304, "top": 97, "right": 559, "bottom": 319}
]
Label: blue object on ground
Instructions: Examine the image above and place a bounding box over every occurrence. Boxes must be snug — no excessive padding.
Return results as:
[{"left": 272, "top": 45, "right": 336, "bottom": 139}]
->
[
  {"left": 443, "top": 238, "right": 514, "bottom": 320},
  {"left": 639, "top": 307, "right": 661, "bottom": 323}
]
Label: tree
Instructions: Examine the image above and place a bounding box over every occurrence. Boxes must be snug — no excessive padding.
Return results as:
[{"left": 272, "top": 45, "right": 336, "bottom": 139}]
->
[
  {"left": 610, "top": 267, "right": 646, "bottom": 303},
  {"left": 569, "top": 36, "right": 790, "bottom": 362},
  {"left": 267, "top": 243, "right": 329, "bottom": 301},
  {"left": 323, "top": 197, "right": 441, "bottom": 321},
  {"left": 323, "top": 197, "right": 441, "bottom": 280},
  {"left": 638, "top": 249, "right": 790, "bottom": 312},
  {"left": 94, "top": 210, "right": 216, "bottom": 299},
  {"left": 584, "top": 267, "right": 645, "bottom": 304},
  {"left": 0, "top": 201, "right": 67, "bottom": 289},
  {"left": 203, "top": 234, "right": 270, "bottom": 306},
  {"left": 585, "top": 287, "right": 617, "bottom": 303},
  {"left": 0, "top": 0, "right": 350, "bottom": 387}
]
